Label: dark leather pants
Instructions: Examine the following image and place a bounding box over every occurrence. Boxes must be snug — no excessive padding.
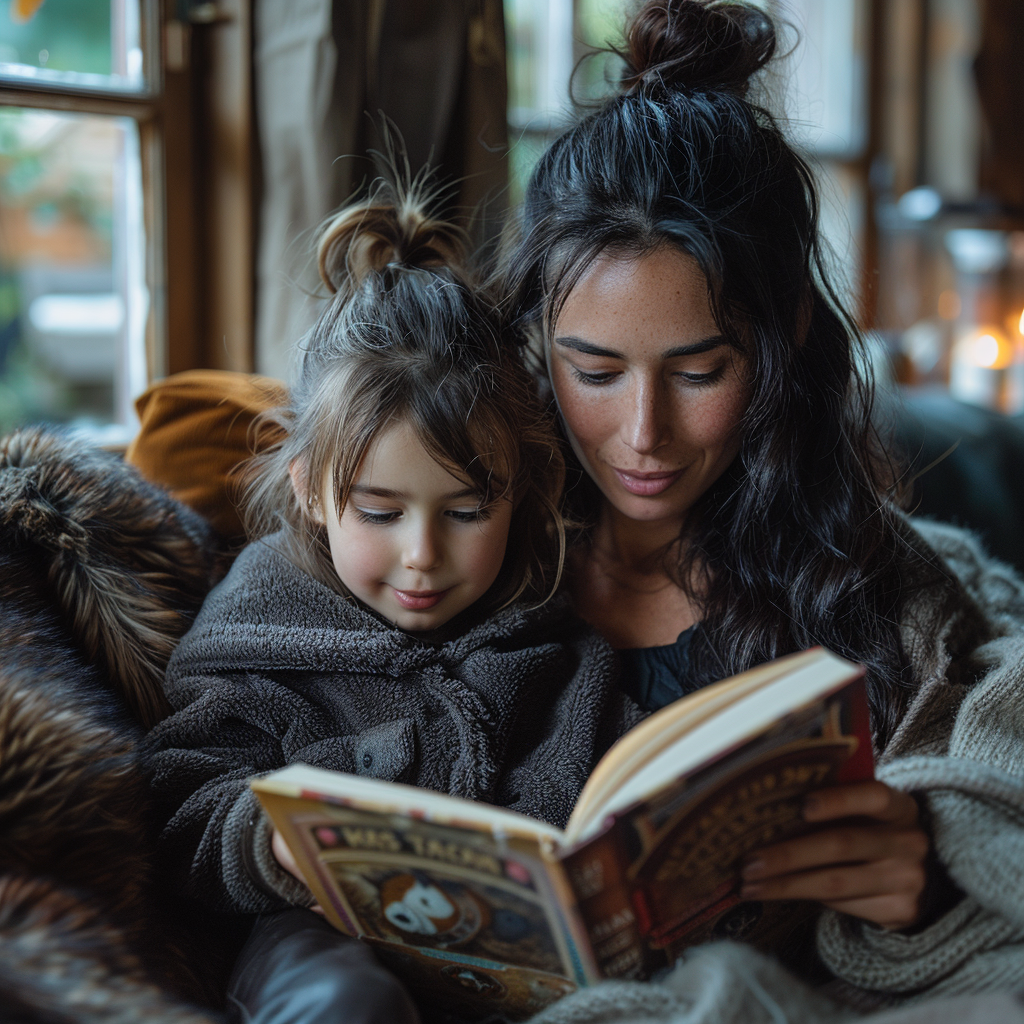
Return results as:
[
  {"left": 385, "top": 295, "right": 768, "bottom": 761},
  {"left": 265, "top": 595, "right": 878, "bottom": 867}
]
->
[{"left": 227, "top": 908, "right": 420, "bottom": 1024}]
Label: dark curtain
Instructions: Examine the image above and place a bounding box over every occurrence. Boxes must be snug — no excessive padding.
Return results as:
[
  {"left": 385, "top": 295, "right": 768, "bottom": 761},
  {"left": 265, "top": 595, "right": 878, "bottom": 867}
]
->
[{"left": 253, "top": 0, "right": 508, "bottom": 378}]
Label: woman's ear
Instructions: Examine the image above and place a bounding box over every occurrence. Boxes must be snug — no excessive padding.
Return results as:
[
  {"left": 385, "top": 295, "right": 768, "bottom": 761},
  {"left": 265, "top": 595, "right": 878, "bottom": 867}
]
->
[{"left": 289, "top": 459, "right": 323, "bottom": 524}]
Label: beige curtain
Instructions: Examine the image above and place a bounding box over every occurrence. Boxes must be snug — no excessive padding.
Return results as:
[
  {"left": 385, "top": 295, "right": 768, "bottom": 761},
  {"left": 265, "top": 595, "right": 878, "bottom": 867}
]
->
[{"left": 253, "top": 0, "right": 508, "bottom": 380}]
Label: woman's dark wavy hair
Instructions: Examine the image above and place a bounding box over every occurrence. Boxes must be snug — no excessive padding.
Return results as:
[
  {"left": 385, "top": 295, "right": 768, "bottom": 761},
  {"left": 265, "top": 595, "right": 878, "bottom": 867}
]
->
[
  {"left": 501, "top": 0, "right": 956, "bottom": 746},
  {"left": 244, "top": 177, "right": 567, "bottom": 615}
]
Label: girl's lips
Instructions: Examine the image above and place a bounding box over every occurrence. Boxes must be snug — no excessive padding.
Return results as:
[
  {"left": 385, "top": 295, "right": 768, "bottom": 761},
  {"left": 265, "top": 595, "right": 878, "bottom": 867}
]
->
[
  {"left": 612, "top": 468, "right": 683, "bottom": 496},
  {"left": 392, "top": 588, "right": 450, "bottom": 610}
]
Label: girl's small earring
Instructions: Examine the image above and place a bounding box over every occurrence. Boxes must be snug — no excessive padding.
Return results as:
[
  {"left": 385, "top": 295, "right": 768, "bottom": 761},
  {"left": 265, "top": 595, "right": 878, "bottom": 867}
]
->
[{"left": 307, "top": 497, "right": 323, "bottom": 523}]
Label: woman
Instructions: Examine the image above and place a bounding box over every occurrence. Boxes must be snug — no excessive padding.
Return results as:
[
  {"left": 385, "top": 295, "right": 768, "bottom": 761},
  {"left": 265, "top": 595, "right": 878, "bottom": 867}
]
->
[{"left": 502, "top": 0, "right": 1024, "bottom": 1008}]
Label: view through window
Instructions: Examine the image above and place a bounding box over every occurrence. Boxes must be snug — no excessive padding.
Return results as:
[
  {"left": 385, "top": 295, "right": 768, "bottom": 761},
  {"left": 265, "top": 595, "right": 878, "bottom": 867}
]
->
[{"left": 0, "top": 0, "right": 151, "bottom": 442}]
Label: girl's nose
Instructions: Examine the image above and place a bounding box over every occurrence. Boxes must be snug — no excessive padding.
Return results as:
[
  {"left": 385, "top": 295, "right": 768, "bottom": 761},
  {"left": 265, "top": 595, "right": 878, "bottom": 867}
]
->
[
  {"left": 404, "top": 523, "right": 442, "bottom": 572},
  {"left": 624, "top": 379, "right": 669, "bottom": 455}
]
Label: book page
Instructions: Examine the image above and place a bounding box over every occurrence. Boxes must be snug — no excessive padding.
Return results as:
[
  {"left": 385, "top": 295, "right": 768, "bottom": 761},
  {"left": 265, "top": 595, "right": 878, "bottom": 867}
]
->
[
  {"left": 570, "top": 650, "right": 827, "bottom": 831},
  {"left": 567, "top": 650, "right": 859, "bottom": 844},
  {"left": 255, "top": 789, "right": 594, "bottom": 1020}
]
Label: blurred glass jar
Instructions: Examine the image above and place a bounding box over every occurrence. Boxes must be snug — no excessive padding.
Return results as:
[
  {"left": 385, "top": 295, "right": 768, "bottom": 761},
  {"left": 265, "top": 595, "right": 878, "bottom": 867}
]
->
[{"left": 945, "top": 229, "right": 1024, "bottom": 413}]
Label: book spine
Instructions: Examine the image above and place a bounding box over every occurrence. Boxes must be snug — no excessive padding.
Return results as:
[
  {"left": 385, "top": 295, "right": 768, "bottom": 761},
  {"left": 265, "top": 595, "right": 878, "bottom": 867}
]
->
[{"left": 560, "top": 828, "right": 651, "bottom": 980}]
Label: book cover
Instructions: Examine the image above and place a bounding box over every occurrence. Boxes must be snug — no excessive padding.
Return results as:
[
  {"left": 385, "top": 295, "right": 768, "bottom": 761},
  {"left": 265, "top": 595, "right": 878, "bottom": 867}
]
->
[{"left": 261, "top": 793, "right": 592, "bottom": 1020}]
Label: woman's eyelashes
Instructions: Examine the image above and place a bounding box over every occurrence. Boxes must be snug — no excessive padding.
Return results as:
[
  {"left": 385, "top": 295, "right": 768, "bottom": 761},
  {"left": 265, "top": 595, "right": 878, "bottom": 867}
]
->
[
  {"left": 674, "top": 365, "right": 725, "bottom": 387},
  {"left": 568, "top": 364, "right": 726, "bottom": 388},
  {"left": 570, "top": 367, "right": 617, "bottom": 386},
  {"left": 446, "top": 506, "right": 493, "bottom": 523}
]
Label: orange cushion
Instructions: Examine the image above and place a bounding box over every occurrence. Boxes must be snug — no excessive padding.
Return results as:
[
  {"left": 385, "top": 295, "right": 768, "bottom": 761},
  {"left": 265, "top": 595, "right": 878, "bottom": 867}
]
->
[{"left": 125, "top": 370, "right": 288, "bottom": 541}]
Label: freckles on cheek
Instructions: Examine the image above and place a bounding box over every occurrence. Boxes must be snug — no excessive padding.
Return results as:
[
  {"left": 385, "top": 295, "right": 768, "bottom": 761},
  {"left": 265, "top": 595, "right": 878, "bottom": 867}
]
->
[
  {"left": 689, "top": 388, "right": 749, "bottom": 447},
  {"left": 556, "top": 391, "right": 613, "bottom": 451}
]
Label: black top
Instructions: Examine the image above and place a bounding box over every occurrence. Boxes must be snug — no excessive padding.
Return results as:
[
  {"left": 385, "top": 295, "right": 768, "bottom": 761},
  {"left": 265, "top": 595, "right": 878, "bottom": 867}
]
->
[{"left": 618, "top": 625, "right": 698, "bottom": 713}]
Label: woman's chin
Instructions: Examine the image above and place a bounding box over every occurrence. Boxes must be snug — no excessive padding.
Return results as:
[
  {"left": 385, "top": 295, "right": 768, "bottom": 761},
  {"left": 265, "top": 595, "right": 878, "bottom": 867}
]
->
[{"left": 603, "top": 490, "right": 693, "bottom": 529}]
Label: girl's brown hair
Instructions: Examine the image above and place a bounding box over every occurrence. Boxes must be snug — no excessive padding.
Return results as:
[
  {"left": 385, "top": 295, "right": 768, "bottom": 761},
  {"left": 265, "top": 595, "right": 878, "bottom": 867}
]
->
[{"left": 244, "top": 180, "right": 566, "bottom": 614}]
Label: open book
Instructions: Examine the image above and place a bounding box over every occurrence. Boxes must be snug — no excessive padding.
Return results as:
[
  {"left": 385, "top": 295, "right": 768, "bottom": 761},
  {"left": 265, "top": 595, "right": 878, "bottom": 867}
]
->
[{"left": 253, "top": 647, "right": 873, "bottom": 1022}]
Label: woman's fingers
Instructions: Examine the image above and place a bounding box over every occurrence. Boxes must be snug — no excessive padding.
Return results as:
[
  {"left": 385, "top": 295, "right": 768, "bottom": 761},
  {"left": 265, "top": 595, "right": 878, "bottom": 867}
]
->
[
  {"left": 820, "top": 894, "right": 923, "bottom": 931},
  {"left": 741, "top": 856, "right": 926, "bottom": 906},
  {"left": 738, "top": 781, "right": 930, "bottom": 930},
  {"left": 803, "top": 780, "right": 919, "bottom": 826},
  {"left": 742, "top": 822, "right": 929, "bottom": 881}
]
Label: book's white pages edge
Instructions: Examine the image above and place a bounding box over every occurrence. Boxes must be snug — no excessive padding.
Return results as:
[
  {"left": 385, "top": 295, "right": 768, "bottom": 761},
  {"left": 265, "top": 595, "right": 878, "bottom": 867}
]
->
[
  {"left": 252, "top": 763, "right": 565, "bottom": 844},
  {"left": 569, "top": 650, "right": 861, "bottom": 844}
]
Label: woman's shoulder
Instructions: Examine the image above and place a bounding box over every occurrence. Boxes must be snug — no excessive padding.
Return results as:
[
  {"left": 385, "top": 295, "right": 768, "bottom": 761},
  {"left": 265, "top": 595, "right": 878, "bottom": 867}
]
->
[{"left": 902, "top": 516, "right": 1024, "bottom": 636}]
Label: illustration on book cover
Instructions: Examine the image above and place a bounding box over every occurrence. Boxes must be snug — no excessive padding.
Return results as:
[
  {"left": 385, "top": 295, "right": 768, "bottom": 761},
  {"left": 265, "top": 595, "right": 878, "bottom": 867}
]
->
[{"left": 291, "top": 809, "right": 581, "bottom": 1017}]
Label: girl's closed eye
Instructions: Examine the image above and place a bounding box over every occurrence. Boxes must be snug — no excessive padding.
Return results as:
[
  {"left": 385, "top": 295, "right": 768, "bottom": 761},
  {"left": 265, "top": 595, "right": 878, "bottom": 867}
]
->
[
  {"left": 446, "top": 503, "right": 493, "bottom": 523},
  {"left": 353, "top": 507, "right": 401, "bottom": 525}
]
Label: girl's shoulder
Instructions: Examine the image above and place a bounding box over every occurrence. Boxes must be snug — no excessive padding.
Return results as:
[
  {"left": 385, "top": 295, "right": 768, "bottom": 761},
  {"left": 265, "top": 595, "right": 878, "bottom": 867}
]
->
[
  {"left": 193, "top": 534, "right": 340, "bottom": 628},
  {"left": 444, "top": 591, "right": 605, "bottom": 654},
  {"left": 166, "top": 534, "right": 386, "bottom": 678}
]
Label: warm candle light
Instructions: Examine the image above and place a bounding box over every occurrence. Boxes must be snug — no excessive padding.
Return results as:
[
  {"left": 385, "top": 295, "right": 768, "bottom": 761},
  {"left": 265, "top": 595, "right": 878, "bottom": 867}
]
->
[
  {"left": 974, "top": 334, "right": 1001, "bottom": 368},
  {"left": 11, "top": 0, "right": 45, "bottom": 24},
  {"left": 1018, "top": 307, "right": 1024, "bottom": 335},
  {"left": 958, "top": 327, "right": 1013, "bottom": 370}
]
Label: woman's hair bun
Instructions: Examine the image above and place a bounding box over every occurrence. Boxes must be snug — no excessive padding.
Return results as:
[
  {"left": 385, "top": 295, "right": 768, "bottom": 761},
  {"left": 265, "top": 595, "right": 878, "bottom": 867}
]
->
[
  {"left": 621, "top": 0, "right": 775, "bottom": 98},
  {"left": 317, "top": 189, "right": 469, "bottom": 295}
]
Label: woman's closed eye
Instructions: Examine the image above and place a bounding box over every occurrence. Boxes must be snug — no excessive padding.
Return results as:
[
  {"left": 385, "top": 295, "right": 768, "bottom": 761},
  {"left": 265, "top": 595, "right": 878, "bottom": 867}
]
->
[
  {"left": 570, "top": 366, "right": 619, "bottom": 386},
  {"left": 673, "top": 365, "right": 725, "bottom": 387}
]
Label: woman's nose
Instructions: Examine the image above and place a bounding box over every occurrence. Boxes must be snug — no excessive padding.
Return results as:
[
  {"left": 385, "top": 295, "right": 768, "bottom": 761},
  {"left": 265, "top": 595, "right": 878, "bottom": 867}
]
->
[
  {"left": 623, "top": 380, "right": 669, "bottom": 454},
  {"left": 404, "top": 523, "right": 442, "bottom": 572}
]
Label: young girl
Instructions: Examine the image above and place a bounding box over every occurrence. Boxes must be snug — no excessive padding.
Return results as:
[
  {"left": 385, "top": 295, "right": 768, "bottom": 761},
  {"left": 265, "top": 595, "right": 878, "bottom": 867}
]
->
[{"left": 145, "top": 187, "right": 638, "bottom": 1023}]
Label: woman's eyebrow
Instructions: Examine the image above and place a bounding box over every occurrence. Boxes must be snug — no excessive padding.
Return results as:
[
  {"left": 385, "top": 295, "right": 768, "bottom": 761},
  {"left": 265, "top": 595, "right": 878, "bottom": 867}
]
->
[
  {"left": 555, "top": 335, "right": 727, "bottom": 358},
  {"left": 663, "top": 336, "right": 727, "bottom": 357}
]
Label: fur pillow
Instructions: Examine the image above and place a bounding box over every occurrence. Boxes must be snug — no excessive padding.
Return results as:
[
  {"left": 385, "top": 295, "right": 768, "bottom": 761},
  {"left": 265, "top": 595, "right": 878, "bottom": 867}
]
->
[{"left": 0, "top": 426, "right": 223, "bottom": 729}]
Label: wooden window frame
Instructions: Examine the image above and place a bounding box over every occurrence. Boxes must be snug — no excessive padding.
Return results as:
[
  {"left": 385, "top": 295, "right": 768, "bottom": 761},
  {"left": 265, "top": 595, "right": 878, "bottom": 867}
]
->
[{"left": 0, "top": 0, "right": 255, "bottom": 404}]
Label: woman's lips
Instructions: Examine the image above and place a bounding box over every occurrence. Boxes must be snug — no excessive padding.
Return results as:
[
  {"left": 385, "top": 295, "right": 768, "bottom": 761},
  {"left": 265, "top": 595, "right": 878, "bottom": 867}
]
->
[
  {"left": 612, "top": 468, "right": 683, "bottom": 496},
  {"left": 392, "top": 588, "right": 450, "bottom": 610}
]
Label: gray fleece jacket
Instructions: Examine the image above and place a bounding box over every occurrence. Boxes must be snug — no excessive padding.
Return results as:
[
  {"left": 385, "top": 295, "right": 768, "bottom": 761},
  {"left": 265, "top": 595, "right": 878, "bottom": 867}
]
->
[{"left": 146, "top": 535, "right": 640, "bottom": 915}]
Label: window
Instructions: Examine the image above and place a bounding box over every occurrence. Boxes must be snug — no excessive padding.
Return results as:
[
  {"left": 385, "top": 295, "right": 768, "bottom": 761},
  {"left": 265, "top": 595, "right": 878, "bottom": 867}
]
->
[
  {"left": 504, "top": 0, "right": 629, "bottom": 205},
  {"left": 0, "top": 0, "right": 163, "bottom": 442}
]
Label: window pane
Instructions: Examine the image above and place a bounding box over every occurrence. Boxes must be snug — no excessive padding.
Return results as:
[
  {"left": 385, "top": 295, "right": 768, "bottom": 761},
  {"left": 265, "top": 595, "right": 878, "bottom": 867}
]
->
[
  {"left": 505, "top": 0, "right": 629, "bottom": 205},
  {"left": 0, "top": 0, "right": 144, "bottom": 93},
  {"left": 0, "top": 107, "right": 148, "bottom": 442},
  {"left": 575, "top": 0, "right": 627, "bottom": 105}
]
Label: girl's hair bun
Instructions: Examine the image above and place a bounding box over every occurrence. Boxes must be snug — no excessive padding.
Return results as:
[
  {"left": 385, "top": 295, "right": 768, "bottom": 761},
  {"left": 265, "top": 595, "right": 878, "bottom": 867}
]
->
[
  {"left": 621, "top": 0, "right": 775, "bottom": 98},
  {"left": 317, "top": 189, "right": 469, "bottom": 295}
]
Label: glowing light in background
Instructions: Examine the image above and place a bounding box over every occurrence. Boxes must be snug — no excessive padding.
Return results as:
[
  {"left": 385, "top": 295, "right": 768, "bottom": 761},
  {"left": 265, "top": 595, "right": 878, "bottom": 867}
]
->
[{"left": 11, "top": 0, "right": 45, "bottom": 24}]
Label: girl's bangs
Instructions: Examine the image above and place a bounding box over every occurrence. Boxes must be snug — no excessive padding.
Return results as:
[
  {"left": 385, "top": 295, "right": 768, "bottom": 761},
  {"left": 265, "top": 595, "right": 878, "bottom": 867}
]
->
[{"left": 415, "top": 402, "right": 520, "bottom": 506}]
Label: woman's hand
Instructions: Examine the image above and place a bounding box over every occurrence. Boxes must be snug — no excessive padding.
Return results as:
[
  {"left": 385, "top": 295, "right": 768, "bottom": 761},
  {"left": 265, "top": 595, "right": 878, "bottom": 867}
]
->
[
  {"left": 271, "top": 828, "right": 325, "bottom": 915},
  {"left": 740, "top": 781, "right": 930, "bottom": 930}
]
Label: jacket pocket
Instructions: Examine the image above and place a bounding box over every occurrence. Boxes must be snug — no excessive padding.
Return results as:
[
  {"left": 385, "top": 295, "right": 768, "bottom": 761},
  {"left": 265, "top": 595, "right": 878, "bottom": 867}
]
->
[{"left": 354, "top": 718, "right": 416, "bottom": 782}]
